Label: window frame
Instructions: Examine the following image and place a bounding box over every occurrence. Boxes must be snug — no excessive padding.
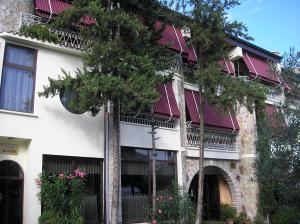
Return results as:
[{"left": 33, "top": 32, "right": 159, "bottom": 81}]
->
[{"left": 0, "top": 43, "right": 38, "bottom": 113}]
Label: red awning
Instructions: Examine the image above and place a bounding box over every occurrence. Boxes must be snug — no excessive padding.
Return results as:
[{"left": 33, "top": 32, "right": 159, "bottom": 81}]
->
[
  {"left": 265, "top": 104, "right": 285, "bottom": 128},
  {"left": 153, "top": 83, "right": 180, "bottom": 118},
  {"left": 35, "top": 0, "right": 95, "bottom": 24},
  {"left": 219, "top": 59, "right": 235, "bottom": 75},
  {"left": 242, "top": 51, "right": 281, "bottom": 84},
  {"left": 155, "top": 21, "right": 197, "bottom": 63},
  {"left": 184, "top": 89, "right": 240, "bottom": 132}
]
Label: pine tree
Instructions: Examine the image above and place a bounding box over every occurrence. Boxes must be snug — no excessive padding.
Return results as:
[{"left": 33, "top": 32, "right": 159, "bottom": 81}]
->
[
  {"left": 173, "top": 1, "right": 266, "bottom": 223},
  {"left": 39, "top": 1, "right": 177, "bottom": 223}
]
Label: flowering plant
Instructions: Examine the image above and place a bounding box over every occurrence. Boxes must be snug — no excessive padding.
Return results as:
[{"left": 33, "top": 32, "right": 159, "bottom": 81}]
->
[
  {"left": 37, "top": 169, "right": 87, "bottom": 224},
  {"left": 147, "top": 183, "right": 196, "bottom": 224}
]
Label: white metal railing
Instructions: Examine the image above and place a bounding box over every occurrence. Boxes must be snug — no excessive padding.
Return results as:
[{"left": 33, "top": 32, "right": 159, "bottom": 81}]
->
[
  {"left": 120, "top": 115, "right": 175, "bottom": 129},
  {"left": 186, "top": 126, "right": 237, "bottom": 151},
  {"left": 20, "top": 12, "right": 83, "bottom": 49}
]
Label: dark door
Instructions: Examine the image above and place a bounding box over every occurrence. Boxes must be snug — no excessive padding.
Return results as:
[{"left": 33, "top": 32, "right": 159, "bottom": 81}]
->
[
  {"left": 0, "top": 160, "right": 24, "bottom": 224},
  {"left": 203, "top": 175, "right": 220, "bottom": 220}
]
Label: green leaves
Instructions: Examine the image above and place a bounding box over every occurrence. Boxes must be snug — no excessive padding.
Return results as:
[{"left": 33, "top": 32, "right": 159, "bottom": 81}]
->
[{"left": 40, "top": 0, "right": 174, "bottom": 115}]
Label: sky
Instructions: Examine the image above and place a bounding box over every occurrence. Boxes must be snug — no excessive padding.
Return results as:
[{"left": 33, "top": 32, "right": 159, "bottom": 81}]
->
[{"left": 229, "top": 0, "right": 300, "bottom": 56}]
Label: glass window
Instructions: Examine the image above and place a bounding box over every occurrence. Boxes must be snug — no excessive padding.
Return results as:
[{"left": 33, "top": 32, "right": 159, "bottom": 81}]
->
[
  {"left": 60, "top": 89, "right": 86, "bottom": 114},
  {"left": 0, "top": 44, "right": 36, "bottom": 113},
  {"left": 121, "top": 147, "right": 176, "bottom": 224},
  {"left": 42, "top": 155, "right": 103, "bottom": 224}
]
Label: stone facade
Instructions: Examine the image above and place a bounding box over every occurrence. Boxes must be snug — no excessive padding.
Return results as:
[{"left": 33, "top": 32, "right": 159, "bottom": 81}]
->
[
  {"left": 0, "top": 0, "right": 33, "bottom": 32},
  {"left": 183, "top": 102, "right": 259, "bottom": 218}
]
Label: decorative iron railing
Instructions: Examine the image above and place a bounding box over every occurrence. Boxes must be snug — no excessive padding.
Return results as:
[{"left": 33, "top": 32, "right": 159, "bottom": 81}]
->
[
  {"left": 20, "top": 12, "right": 83, "bottom": 49},
  {"left": 186, "top": 125, "right": 237, "bottom": 151},
  {"left": 120, "top": 115, "right": 175, "bottom": 129}
]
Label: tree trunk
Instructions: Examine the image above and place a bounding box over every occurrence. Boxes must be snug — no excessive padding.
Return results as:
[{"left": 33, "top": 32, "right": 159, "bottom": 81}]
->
[
  {"left": 111, "top": 101, "right": 120, "bottom": 224},
  {"left": 151, "top": 106, "right": 157, "bottom": 217},
  {"left": 195, "top": 86, "right": 205, "bottom": 224}
]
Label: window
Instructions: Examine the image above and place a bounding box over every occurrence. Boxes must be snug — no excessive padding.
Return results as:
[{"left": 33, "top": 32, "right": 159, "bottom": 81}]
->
[
  {"left": 60, "top": 89, "right": 86, "bottom": 114},
  {"left": 43, "top": 155, "right": 103, "bottom": 224},
  {"left": 121, "top": 147, "right": 176, "bottom": 223},
  {"left": 0, "top": 44, "right": 36, "bottom": 113}
]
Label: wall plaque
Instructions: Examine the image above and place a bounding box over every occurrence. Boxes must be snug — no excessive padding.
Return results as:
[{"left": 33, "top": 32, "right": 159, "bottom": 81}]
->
[{"left": 0, "top": 142, "right": 18, "bottom": 155}]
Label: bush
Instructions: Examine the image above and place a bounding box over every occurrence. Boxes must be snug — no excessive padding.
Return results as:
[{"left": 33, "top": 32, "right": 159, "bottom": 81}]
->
[
  {"left": 253, "top": 214, "right": 265, "bottom": 224},
  {"left": 147, "top": 183, "right": 196, "bottom": 224},
  {"left": 20, "top": 24, "right": 59, "bottom": 43},
  {"left": 36, "top": 169, "right": 87, "bottom": 224},
  {"left": 220, "top": 204, "right": 237, "bottom": 221},
  {"left": 234, "top": 212, "right": 247, "bottom": 224}
]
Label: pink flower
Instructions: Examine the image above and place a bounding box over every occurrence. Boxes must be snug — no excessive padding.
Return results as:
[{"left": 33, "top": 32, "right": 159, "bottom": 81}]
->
[
  {"left": 152, "top": 220, "right": 157, "bottom": 224},
  {"left": 67, "top": 174, "right": 74, "bottom": 180},
  {"left": 168, "top": 196, "right": 173, "bottom": 200},
  {"left": 74, "top": 169, "right": 86, "bottom": 178},
  {"left": 34, "top": 178, "right": 41, "bottom": 187},
  {"left": 58, "top": 173, "right": 64, "bottom": 180}
]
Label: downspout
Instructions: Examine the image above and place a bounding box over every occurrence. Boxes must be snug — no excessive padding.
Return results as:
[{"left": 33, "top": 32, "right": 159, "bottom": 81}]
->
[
  {"left": 46, "top": 0, "right": 53, "bottom": 24},
  {"left": 104, "top": 102, "right": 110, "bottom": 224},
  {"left": 164, "top": 83, "right": 174, "bottom": 122}
]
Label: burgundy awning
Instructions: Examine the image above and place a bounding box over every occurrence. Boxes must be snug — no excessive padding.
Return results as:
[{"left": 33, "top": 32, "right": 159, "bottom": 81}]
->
[
  {"left": 35, "top": 0, "right": 95, "bottom": 24},
  {"left": 265, "top": 104, "right": 285, "bottom": 128},
  {"left": 184, "top": 89, "right": 240, "bottom": 132},
  {"left": 242, "top": 51, "right": 281, "bottom": 84},
  {"left": 155, "top": 21, "right": 197, "bottom": 63},
  {"left": 153, "top": 83, "right": 180, "bottom": 118},
  {"left": 219, "top": 59, "right": 235, "bottom": 75}
]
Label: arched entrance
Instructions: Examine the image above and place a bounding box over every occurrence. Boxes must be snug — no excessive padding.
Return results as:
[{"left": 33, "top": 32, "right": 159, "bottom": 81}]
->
[
  {"left": 188, "top": 166, "right": 234, "bottom": 221},
  {"left": 0, "top": 160, "right": 24, "bottom": 224}
]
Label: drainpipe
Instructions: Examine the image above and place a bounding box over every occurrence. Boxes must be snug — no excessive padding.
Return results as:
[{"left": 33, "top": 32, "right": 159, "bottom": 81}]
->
[
  {"left": 46, "top": 0, "right": 53, "bottom": 24},
  {"left": 104, "top": 102, "right": 110, "bottom": 224}
]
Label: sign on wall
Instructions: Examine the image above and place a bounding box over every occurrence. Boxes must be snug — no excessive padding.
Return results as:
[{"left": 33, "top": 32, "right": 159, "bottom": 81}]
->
[{"left": 0, "top": 142, "right": 18, "bottom": 155}]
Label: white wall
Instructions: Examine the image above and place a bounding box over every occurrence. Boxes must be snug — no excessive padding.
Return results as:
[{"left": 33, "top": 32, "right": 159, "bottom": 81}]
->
[{"left": 0, "top": 35, "right": 104, "bottom": 224}]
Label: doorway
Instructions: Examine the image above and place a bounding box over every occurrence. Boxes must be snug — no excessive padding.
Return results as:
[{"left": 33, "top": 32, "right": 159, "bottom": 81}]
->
[{"left": 0, "top": 160, "right": 24, "bottom": 224}]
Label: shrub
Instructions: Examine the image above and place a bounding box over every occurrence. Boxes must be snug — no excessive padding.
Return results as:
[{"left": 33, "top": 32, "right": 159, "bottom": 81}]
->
[
  {"left": 220, "top": 204, "right": 237, "bottom": 221},
  {"left": 253, "top": 214, "right": 265, "bottom": 224},
  {"left": 147, "top": 183, "right": 196, "bottom": 224},
  {"left": 234, "top": 212, "right": 247, "bottom": 224},
  {"left": 37, "top": 169, "right": 87, "bottom": 224},
  {"left": 20, "top": 24, "right": 59, "bottom": 43}
]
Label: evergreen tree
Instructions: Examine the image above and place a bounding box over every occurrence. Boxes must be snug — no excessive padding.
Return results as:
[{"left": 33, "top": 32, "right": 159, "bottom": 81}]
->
[
  {"left": 174, "top": 1, "right": 266, "bottom": 223},
  {"left": 39, "top": 1, "right": 177, "bottom": 223},
  {"left": 255, "top": 49, "right": 300, "bottom": 224}
]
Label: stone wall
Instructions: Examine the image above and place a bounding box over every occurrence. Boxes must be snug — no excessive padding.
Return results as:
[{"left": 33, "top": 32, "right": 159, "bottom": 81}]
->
[
  {"left": 183, "top": 104, "right": 259, "bottom": 219},
  {"left": 236, "top": 105, "right": 259, "bottom": 218},
  {"left": 0, "top": 0, "right": 33, "bottom": 32}
]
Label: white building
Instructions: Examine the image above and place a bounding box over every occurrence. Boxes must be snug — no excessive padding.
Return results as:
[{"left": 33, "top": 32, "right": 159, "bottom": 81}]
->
[{"left": 0, "top": 1, "right": 286, "bottom": 224}]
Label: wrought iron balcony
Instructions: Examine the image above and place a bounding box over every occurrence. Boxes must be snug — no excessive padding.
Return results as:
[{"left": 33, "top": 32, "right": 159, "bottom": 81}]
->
[
  {"left": 120, "top": 114, "right": 176, "bottom": 129},
  {"left": 186, "top": 125, "right": 237, "bottom": 151},
  {"left": 20, "top": 12, "right": 83, "bottom": 49}
]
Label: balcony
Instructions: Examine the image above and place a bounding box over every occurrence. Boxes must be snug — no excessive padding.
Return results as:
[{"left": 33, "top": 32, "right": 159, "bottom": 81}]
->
[
  {"left": 186, "top": 125, "right": 237, "bottom": 152},
  {"left": 20, "top": 12, "right": 83, "bottom": 49}
]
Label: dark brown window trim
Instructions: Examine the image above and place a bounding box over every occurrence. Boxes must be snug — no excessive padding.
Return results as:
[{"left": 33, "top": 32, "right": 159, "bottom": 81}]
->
[{"left": 1, "top": 43, "right": 38, "bottom": 113}]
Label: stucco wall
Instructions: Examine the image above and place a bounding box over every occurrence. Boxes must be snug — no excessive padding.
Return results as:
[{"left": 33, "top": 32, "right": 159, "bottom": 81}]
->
[
  {"left": 0, "top": 36, "right": 104, "bottom": 224},
  {"left": 0, "top": 0, "right": 33, "bottom": 32}
]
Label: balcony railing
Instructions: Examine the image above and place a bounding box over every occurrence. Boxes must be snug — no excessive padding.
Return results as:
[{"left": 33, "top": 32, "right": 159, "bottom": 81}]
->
[
  {"left": 186, "top": 126, "right": 237, "bottom": 151},
  {"left": 20, "top": 12, "right": 83, "bottom": 49},
  {"left": 120, "top": 115, "right": 176, "bottom": 129}
]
